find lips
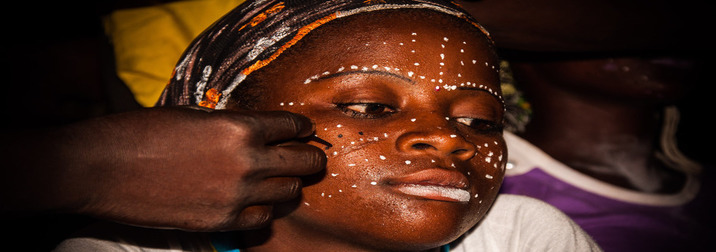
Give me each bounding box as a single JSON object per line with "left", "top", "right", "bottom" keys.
{"left": 387, "top": 168, "right": 471, "bottom": 203}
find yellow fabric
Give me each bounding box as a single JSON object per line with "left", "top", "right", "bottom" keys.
{"left": 103, "top": 0, "right": 245, "bottom": 107}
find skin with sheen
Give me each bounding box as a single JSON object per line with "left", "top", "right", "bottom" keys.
{"left": 227, "top": 10, "right": 506, "bottom": 252}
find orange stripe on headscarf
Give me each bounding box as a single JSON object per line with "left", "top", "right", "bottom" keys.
{"left": 240, "top": 13, "right": 338, "bottom": 76}
{"left": 238, "top": 2, "right": 286, "bottom": 32}
{"left": 198, "top": 88, "right": 222, "bottom": 109}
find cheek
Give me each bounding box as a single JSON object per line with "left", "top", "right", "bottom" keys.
{"left": 468, "top": 137, "right": 507, "bottom": 200}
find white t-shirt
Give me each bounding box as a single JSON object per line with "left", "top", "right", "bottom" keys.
{"left": 54, "top": 194, "right": 601, "bottom": 252}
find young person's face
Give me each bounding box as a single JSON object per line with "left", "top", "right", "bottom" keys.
{"left": 242, "top": 11, "right": 505, "bottom": 250}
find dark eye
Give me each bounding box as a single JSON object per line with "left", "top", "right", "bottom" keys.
{"left": 455, "top": 117, "right": 503, "bottom": 133}
{"left": 337, "top": 103, "right": 396, "bottom": 119}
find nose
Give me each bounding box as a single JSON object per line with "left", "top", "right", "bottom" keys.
{"left": 396, "top": 128, "right": 477, "bottom": 161}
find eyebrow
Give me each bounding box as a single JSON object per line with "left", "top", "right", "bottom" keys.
{"left": 457, "top": 86, "right": 505, "bottom": 107}
{"left": 316, "top": 70, "right": 416, "bottom": 84}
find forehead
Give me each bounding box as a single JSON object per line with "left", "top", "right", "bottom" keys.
{"left": 265, "top": 10, "right": 501, "bottom": 92}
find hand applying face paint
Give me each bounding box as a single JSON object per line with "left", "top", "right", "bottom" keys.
{"left": 1, "top": 106, "right": 327, "bottom": 232}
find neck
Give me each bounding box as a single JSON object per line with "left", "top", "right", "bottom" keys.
{"left": 235, "top": 218, "right": 444, "bottom": 252}
{"left": 515, "top": 66, "right": 685, "bottom": 193}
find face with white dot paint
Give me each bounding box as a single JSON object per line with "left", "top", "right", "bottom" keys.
{"left": 233, "top": 10, "right": 505, "bottom": 251}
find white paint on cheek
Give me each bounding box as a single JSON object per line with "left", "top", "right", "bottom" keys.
{"left": 348, "top": 163, "right": 356, "bottom": 167}
{"left": 408, "top": 71, "right": 414, "bottom": 77}
{"left": 371, "top": 181, "right": 378, "bottom": 185}
{"left": 351, "top": 65, "right": 358, "bottom": 70}
{"left": 485, "top": 174, "right": 494, "bottom": 179}
{"left": 440, "top": 53, "right": 445, "bottom": 60}
{"left": 405, "top": 160, "right": 412, "bottom": 165}
{"left": 443, "top": 37, "right": 449, "bottom": 42}
{"left": 331, "top": 173, "right": 339, "bottom": 177}
{"left": 410, "top": 118, "right": 416, "bottom": 122}
{"left": 379, "top": 155, "right": 386, "bottom": 160}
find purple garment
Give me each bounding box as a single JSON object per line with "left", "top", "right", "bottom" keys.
{"left": 500, "top": 167, "right": 715, "bottom": 252}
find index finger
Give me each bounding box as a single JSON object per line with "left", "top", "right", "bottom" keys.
{"left": 255, "top": 111, "right": 315, "bottom": 144}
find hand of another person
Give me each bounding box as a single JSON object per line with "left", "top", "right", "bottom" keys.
{"left": 1, "top": 107, "right": 326, "bottom": 231}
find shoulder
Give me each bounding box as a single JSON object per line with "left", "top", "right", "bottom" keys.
{"left": 452, "top": 194, "right": 602, "bottom": 251}
{"left": 52, "top": 221, "right": 214, "bottom": 252}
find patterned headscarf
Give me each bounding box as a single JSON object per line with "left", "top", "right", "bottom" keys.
{"left": 156, "top": 0, "right": 492, "bottom": 109}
